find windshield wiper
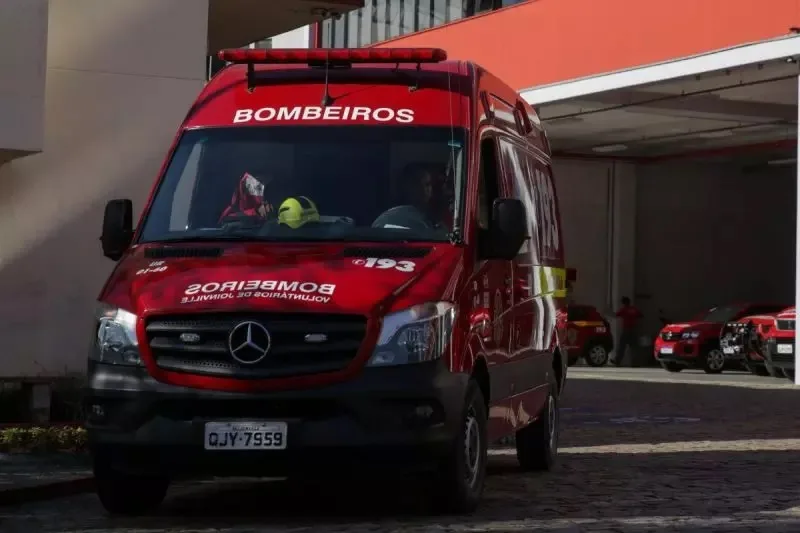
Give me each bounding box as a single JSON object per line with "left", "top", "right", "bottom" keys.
{"left": 148, "top": 234, "right": 265, "bottom": 244}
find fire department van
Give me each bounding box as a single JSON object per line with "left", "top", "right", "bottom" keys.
{"left": 87, "top": 47, "right": 568, "bottom": 515}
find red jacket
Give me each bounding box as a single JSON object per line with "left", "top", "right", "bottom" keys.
{"left": 616, "top": 305, "right": 643, "bottom": 331}
{"left": 218, "top": 172, "right": 271, "bottom": 222}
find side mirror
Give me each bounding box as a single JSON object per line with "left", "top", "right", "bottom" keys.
{"left": 100, "top": 199, "right": 134, "bottom": 261}
{"left": 481, "top": 198, "right": 527, "bottom": 260}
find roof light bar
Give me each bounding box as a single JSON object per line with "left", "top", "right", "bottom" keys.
{"left": 217, "top": 47, "right": 448, "bottom": 65}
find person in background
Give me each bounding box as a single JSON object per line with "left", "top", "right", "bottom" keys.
{"left": 613, "top": 296, "right": 643, "bottom": 367}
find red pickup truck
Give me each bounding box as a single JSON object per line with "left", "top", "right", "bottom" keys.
{"left": 654, "top": 303, "right": 787, "bottom": 374}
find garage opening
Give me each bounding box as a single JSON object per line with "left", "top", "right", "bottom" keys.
{"left": 522, "top": 34, "right": 800, "bottom": 382}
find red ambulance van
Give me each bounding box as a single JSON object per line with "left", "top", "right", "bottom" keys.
{"left": 86, "top": 48, "right": 568, "bottom": 515}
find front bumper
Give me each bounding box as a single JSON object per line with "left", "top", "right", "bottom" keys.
{"left": 763, "top": 338, "right": 796, "bottom": 371}
{"left": 654, "top": 340, "right": 701, "bottom": 366}
{"left": 84, "top": 360, "right": 467, "bottom": 479}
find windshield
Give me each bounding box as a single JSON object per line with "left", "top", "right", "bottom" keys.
{"left": 701, "top": 305, "right": 741, "bottom": 323}
{"left": 139, "top": 126, "right": 466, "bottom": 244}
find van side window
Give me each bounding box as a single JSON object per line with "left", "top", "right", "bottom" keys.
{"left": 477, "top": 138, "right": 500, "bottom": 231}
{"left": 537, "top": 163, "right": 561, "bottom": 256}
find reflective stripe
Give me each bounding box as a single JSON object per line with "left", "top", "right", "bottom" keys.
{"left": 572, "top": 321, "right": 605, "bottom": 327}
{"left": 538, "top": 266, "right": 567, "bottom": 298}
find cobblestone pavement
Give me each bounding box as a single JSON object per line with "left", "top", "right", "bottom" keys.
{"left": 2, "top": 369, "right": 800, "bottom": 532}
{"left": 0, "top": 454, "right": 90, "bottom": 492}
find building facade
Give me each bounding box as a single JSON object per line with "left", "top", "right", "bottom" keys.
{"left": 0, "top": 0, "right": 362, "bottom": 378}
{"left": 1, "top": 0, "right": 798, "bottom": 378}
{"left": 318, "top": 0, "right": 525, "bottom": 48}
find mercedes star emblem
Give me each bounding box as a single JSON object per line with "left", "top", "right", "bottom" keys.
{"left": 227, "top": 321, "right": 272, "bottom": 365}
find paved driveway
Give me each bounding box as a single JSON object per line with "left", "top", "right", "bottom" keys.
{"left": 2, "top": 368, "right": 799, "bottom": 532}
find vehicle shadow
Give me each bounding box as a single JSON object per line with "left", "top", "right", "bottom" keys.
{"left": 26, "top": 377, "right": 800, "bottom": 532}
{"left": 53, "top": 448, "right": 800, "bottom": 532}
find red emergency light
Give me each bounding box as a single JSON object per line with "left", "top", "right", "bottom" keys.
{"left": 217, "top": 47, "right": 448, "bottom": 65}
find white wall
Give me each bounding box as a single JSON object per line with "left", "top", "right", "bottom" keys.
{"left": 0, "top": 0, "right": 47, "bottom": 161}
{"left": 552, "top": 158, "right": 613, "bottom": 310}
{"left": 0, "top": 0, "right": 209, "bottom": 377}
{"left": 271, "top": 25, "right": 311, "bottom": 49}
{"left": 635, "top": 159, "right": 796, "bottom": 333}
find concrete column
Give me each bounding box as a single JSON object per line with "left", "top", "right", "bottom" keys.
{"left": 0, "top": 0, "right": 209, "bottom": 377}
{"left": 795, "top": 75, "right": 800, "bottom": 385}
{"left": 606, "top": 161, "right": 638, "bottom": 361}
{"left": 0, "top": 0, "right": 47, "bottom": 163}
{"left": 609, "top": 161, "right": 637, "bottom": 310}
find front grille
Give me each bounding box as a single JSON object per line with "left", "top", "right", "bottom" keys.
{"left": 157, "top": 398, "right": 341, "bottom": 421}
{"left": 777, "top": 319, "right": 796, "bottom": 331}
{"left": 145, "top": 313, "right": 367, "bottom": 379}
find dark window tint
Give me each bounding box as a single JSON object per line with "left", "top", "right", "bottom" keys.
{"left": 702, "top": 305, "right": 742, "bottom": 323}
{"left": 741, "top": 304, "right": 789, "bottom": 317}
{"left": 139, "top": 126, "right": 466, "bottom": 244}
{"left": 476, "top": 138, "right": 500, "bottom": 232}
{"left": 321, "top": 0, "right": 526, "bottom": 48}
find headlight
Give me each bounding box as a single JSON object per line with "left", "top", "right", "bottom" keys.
{"left": 367, "top": 302, "right": 455, "bottom": 367}
{"left": 681, "top": 330, "right": 701, "bottom": 340}
{"left": 89, "top": 304, "right": 143, "bottom": 366}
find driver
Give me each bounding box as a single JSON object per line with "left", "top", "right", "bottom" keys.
{"left": 400, "top": 163, "right": 449, "bottom": 229}
{"left": 218, "top": 172, "right": 274, "bottom": 223}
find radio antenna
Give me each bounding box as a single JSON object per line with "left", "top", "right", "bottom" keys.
{"left": 321, "top": 49, "right": 333, "bottom": 107}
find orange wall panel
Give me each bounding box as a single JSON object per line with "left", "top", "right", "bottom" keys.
{"left": 374, "top": 0, "right": 800, "bottom": 90}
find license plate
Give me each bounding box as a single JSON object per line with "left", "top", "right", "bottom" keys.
{"left": 660, "top": 346, "right": 674, "bottom": 355}
{"left": 204, "top": 421, "right": 287, "bottom": 451}
{"left": 723, "top": 347, "right": 735, "bottom": 355}
{"left": 777, "top": 344, "right": 794, "bottom": 355}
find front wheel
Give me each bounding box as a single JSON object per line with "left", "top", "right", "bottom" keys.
{"left": 584, "top": 344, "right": 609, "bottom": 367}
{"left": 702, "top": 348, "right": 725, "bottom": 374}
{"left": 94, "top": 459, "right": 170, "bottom": 516}
{"left": 515, "top": 375, "right": 559, "bottom": 471}
{"left": 434, "top": 380, "right": 488, "bottom": 514}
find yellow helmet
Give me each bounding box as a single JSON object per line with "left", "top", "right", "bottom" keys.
{"left": 278, "top": 196, "right": 319, "bottom": 229}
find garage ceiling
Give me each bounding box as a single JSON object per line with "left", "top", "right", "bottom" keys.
{"left": 526, "top": 42, "right": 800, "bottom": 161}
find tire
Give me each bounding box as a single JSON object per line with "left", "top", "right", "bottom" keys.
{"left": 434, "top": 380, "right": 488, "bottom": 514}
{"left": 584, "top": 343, "right": 609, "bottom": 367}
{"left": 660, "top": 362, "right": 682, "bottom": 373}
{"left": 515, "top": 374, "right": 559, "bottom": 471}
{"left": 94, "top": 459, "right": 170, "bottom": 516}
{"left": 702, "top": 347, "right": 725, "bottom": 374}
